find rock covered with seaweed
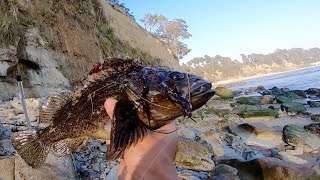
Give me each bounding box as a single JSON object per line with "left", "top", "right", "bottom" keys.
{"left": 1, "top": 85, "right": 320, "bottom": 179}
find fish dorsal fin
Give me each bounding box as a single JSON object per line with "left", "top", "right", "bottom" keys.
{"left": 39, "top": 92, "right": 72, "bottom": 124}
{"left": 82, "top": 58, "right": 142, "bottom": 86}
{"left": 52, "top": 137, "right": 89, "bottom": 156}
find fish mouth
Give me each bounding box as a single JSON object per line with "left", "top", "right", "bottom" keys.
{"left": 188, "top": 79, "right": 215, "bottom": 110}
{"left": 189, "top": 79, "right": 213, "bottom": 97}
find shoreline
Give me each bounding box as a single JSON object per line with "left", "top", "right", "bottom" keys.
{"left": 214, "top": 65, "right": 320, "bottom": 87}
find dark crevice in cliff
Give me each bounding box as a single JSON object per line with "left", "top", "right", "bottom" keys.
{"left": 18, "top": 59, "right": 40, "bottom": 71}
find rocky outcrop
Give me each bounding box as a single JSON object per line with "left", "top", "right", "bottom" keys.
{"left": 0, "top": 0, "right": 179, "bottom": 100}
{"left": 1, "top": 85, "right": 320, "bottom": 179}
{"left": 283, "top": 124, "right": 320, "bottom": 152}
{"left": 97, "top": 0, "right": 179, "bottom": 69}
{"left": 221, "top": 157, "right": 320, "bottom": 180}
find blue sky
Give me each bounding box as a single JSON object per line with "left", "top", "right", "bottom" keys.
{"left": 121, "top": 0, "right": 320, "bottom": 64}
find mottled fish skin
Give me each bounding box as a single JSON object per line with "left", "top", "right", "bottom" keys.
{"left": 11, "top": 58, "right": 215, "bottom": 168}
{"left": 11, "top": 59, "right": 142, "bottom": 168}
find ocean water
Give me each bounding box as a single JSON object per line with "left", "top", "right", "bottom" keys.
{"left": 229, "top": 66, "right": 320, "bottom": 90}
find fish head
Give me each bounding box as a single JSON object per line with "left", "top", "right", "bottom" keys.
{"left": 126, "top": 67, "right": 215, "bottom": 128}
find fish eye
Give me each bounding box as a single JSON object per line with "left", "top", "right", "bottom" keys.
{"left": 169, "top": 72, "right": 186, "bottom": 81}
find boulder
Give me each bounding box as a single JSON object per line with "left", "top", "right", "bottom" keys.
{"left": 290, "top": 90, "right": 307, "bottom": 98}
{"left": 308, "top": 101, "right": 320, "bottom": 108}
{"left": 280, "top": 87, "right": 290, "bottom": 93}
{"left": 220, "top": 157, "right": 320, "bottom": 180}
{"left": 304, "top": 123, "right": 320, "bottom": 137}
{"left": 311, "top": 114, "right": 320, "bottom": 122}
{"left": 194, "top": 108, "right": 215, "bottom": 119}
{"left": 238, "top": 109, "right": 279, "bottom": 119}
{"left": 275, "top": 96, "right": 292, "bottom": 103}
{"left": 217, "top": 134, "right": 264, "bottom": 161}
{"left": 215, "top": 87, "right": 234, "bottom": 99}
{"left": 213, "top": 109, "right": 231, "bottom": 118}
{"left": 284, "top": 147, "right": 304, "bottom": 156}
{"left": 256, "top": 86, "right": 266, "bottom": 91}
{"left": 236, "top": 96, "right": 262, "bottom": 105}
{"left": 277, "top": 151, "right": 307, "bottom": 164}
{"left": 280, "top": 102, "right": 307, "bottom": 113}
{"left": 231, "top": 104, "right": 262, "bottom": 115}
{"left": 0, "top": 158, "right": 15, "bottom": 180}
{"left": 198, "top": 132, "right": 253, "bottom": 161}
{"left": 261, "top": 95, "right": 274, "bottom": 104}
{"left": 283, "top": 124, "right": 320, "bottom": 152}
{"left": 270, "top": 86, "right": 284, "bottom": 95}
{"left": 228, "top": 123, "right": 283, "bottom": 149}
{"left": 206, "top": 99, "right": 233, "bottom": 110}
{"left": 178, "top": 127, "right": 197, "bottom": 141}
{"left": 209, "top": 164, "right": 239, "bottom": 180}
{"left": 262, "top": 90, "right": 271, "bottom": 95}
{"left": 175, "top": 139, "right": 214, "bottom": 171}
{"left": 200, "top": 131, "right": 223, "bottom": 151}
{"left": 0, "top": 61, "right": 11, "bottom": 76}
{"left": 305, "top": 88, "right": 320, "bottom": 96}
{"left": 177, "top": 168, "right": 209, "bottom": 180}
{"left": 15, "top": 151, "right": 76, "bottom": 180}
{"left": 285, "top": 92, "right": 305, "bottom": 99}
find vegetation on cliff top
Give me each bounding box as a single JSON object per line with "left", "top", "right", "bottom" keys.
{"left": 182, "top": 48, "right": 320, "bottom": 82}
{"left": 140, "top": 13, "right": 191, "bottom": 60}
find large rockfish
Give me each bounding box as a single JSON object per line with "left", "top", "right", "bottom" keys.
{"left": 11, "top": 58, "right": 215, "bottom": 168}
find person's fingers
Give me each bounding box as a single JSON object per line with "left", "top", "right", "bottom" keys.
{"left": 104, "top": 98, "right": 118, "bottom": 119}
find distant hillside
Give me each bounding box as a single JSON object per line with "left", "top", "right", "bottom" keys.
{"left": 182, "top": 48, "right": 320, "bottom": 82}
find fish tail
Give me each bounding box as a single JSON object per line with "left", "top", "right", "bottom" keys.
{"left": 11, "top": 130, "right": 51, "bottom": 168}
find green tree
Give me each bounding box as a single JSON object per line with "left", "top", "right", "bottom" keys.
{"left": 140, "top": 13, "right": 166, "bottom": 33}
{"left": 140, "top": 14, "right": 191, "bottom": 60}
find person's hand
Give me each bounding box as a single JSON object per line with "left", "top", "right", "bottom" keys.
{"left": 104, "top": 98, "right": 181, "bottom": 180}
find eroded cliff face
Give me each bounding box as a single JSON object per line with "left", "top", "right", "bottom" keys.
{"left": 0, "top": 0, "right": 179, "bottom": 100}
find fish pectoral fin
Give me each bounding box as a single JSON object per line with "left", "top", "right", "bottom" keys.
{"left": 107, "top": 98, "right": 148, "bottom": 160}
{"left": 39, "top": 92, "right": 72, "bottom": 124}
{"left": 52, "top": 137, "right": 89, "bottom": 156}
{"left": 11, "top": 130, "right": 50, "bottom": 168}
